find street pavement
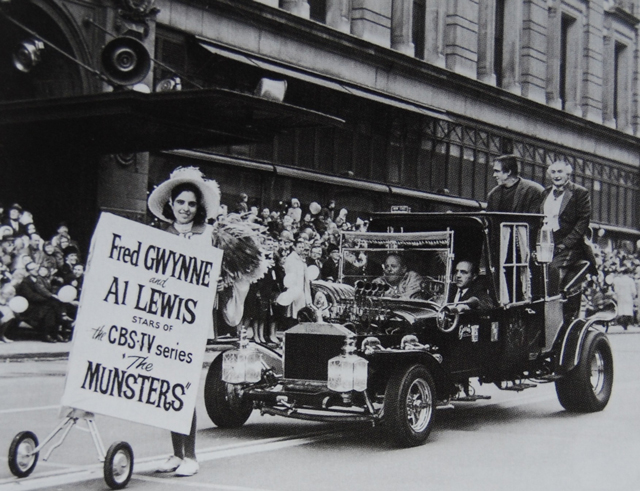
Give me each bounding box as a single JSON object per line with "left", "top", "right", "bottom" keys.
{"left": 0, "top": 324, "right": 639, "bottom": 491}
{"left": 2, "top": 324, "right": 635, "bottom": 362}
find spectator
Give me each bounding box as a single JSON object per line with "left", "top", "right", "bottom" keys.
{"left": 0, "top": 227, "right": 15, "bottom": 269}
{"left": 611, "top": 266, "right": 637, "bottom": 330}
{"left": 0, "top": 283, "right": 16, "bottom": 342}
{"left": 321, "top": 243, "right": 340, "bottom": 281}
{"left": 38, "top": 241, "right": 59, "bottom": 275}
{"left": 2, "top": 203, "right": 27, "bottom": 237}
{"left": 287, "top": 198, "right": 302, "bottom": 223}
{"left": 235, "top": 193, "right": 249, "bottom": 214}
{"left": 307, "top": 244, "right": 324, "bottom": 269}
{"left": 16, "top": 261, "right": 65, "bottom": 343}
{"left": 277, "top": 237, "right": 312, "bottom": 324}
{"left": 56, "top": 245, "right": 80, "bottom": 283}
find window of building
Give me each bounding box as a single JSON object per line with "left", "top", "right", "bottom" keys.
{"left": 493, "top": 0, "right": 505, "bottom": 87}
{"left": 559, "top": 14, "right": 574, "bottom": 110}
{"left": 614, "top": 41, "right": 629, "bottom": 129}
{"left": 412, "top": 0, "right": 426, "bottom": 59}
{"left": 309, "top": 0, "right": 326, "bottom": 23}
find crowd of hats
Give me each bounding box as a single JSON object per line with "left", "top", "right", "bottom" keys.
{"left": 0, "top": 202, "right": 84, "bottom": 342}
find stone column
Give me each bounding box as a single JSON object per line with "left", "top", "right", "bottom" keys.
{"left": 501, "top": 0, "right": 522, "bottom": 94}
{"left": 545, "top": 4, "right": 562, "bottom": 109}
{"left": 424, "top": 0, "right": 446, "bottom": 67}
{"left": 281, "top": 0, "right": 311, "bottom": 18}
{"left": 445, "top": 0, "right": 479, "bottom": 78}
{"left": 391, "top": 0, "right": 415, "bottom": 55}
{"left": 520, "top": 0, "right": 547, "bottom": 103}
{"left": 351, "top": 0, "right": 392, "bottom": 48}
{"left": 477, "top": 0, "right": 496, "bottom": 85}
{"left": 602, "top": 28, "right": 616, "bottom": 128}
{"left": 564, "top": 15, "right": 583, "bottom": 116}
{"left": 617, "top": 42, "right": 633, "bottom": 133}
{"left": 326, "top": 0, "right": 351, "bottom": 33}
{"left": 581, "top": 0, "right": 604, "bottom": 123}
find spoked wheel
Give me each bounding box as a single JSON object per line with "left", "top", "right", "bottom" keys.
{"left": 556, "top": 331, "right": 614, "bottom": 412}
{"left": 104, "top": 441, "right": 133, "bottom": 490}
{"left": 384, "top": 365, "right": 436, "bottom": 447}
{"left": 8, "top": 431, "right": 39, "bottom": 478}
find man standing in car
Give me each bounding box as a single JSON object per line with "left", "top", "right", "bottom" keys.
{"left": 541, "top": 160, "right": 595, "bottom": 281}
{"left": 487, "top": 154, "right": 544, "bottom": 213}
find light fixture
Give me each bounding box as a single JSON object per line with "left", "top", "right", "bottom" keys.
{"left": 155, "top": 75, "right": 182, "bottom": 92}
{"left": 327, "top": 336, "right": 368, "bottom": 392}
{"left": 255, "top": 77, "right": 287, "bottom": 102}
{"left": 12, "top": 38, "right": 45, "bottom": 73}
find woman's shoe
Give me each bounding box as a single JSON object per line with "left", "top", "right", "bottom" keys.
{"left": 156, "top": 455, "right": 182, "bottom": 473}
{"left": 175, "top": 458, "right": 199, "bottom": 477}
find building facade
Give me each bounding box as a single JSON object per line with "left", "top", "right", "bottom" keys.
{"left": 0, "top": 0, "right": 639, "bottom": 249}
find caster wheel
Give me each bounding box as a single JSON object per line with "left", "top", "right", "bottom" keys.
{"left": 104, "top": 441, "right": 133, "bottom": 489}
{"left": 8, "top": 431, "right": 39, "bottom": 478}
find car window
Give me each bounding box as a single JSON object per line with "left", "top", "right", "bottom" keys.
{"left": 499, "top": 222, "right": 531, "bottom": 305}
{"left": 338, "top": 231, "right": 453, "bottom": 305}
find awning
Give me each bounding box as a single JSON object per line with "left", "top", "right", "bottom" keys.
{"left": 166, "top": 149, "right": 484, "bottom": 210}
{"left": 591, "top": 222, "right": 640, "bottom": 237}
{"left": 0, "top": 87, "right": 344, "bottom": 155}
{"left": 197, "top": 38, "right": 451, "bottom": 121}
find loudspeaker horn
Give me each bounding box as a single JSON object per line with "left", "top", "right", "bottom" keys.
{"left": 101, "top": 37, "right": 151, "bottom": 86}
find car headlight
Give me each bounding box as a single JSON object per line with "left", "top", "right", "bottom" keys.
{"left": 327, "top": 336, "right": 368, "bottom": 392}
{"left": 222, "top": 328, "right": 262, "bottom": 384}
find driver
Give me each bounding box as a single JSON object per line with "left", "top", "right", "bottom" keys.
{"left": 447, "top": 260, "right": 495, "bottom": 312}
{"left": 373, "top": 253, "right": 423, "bottom": 299}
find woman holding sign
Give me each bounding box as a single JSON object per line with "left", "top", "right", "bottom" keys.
{"left": 148, "top": 167, "right": 268, "bottom": 477}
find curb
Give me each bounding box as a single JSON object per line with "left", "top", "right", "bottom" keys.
{"left": 0, "top": 343, "right": 236, "bottom": 363}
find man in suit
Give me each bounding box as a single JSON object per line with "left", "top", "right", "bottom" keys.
{"left": 487, "top": 155, "right": 544, "bottom": 213}
{"left": 541, "top": 160, "right": 595, "bottom": 281}
{"left": 448, "top": 260, "right": 495, "bottom": 312}
{"left": 541, "top": 160, "right": 595, "bottom": 322}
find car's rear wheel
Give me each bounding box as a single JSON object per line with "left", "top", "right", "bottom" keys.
{"left": 555, "top": 331, "right": 613, "bottom": 412}
{"left": 204, "top": 355, "right": 253, "bottom": 428}
{"left": 384, "top": 364, "right": 435, "bottom": 447}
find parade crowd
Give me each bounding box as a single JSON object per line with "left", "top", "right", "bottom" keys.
{"left": 2, "top": 155, "right": 640, "bottom": 344}
{"left": 0, "top": 203, "right": 83, "bottom": 343}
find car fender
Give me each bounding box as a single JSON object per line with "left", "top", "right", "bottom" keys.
{"left": 366, "top": 350, "right": 456, "bottom": 399}
{"left": 558, "top": 316, "right": 612, "bottom": 375}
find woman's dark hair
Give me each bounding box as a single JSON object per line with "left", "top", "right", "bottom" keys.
{"left": 162, "top": 182, "right": 207, "bottom": 225}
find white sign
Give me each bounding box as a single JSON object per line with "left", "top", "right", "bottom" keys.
{"left": 61, "top": 213, "right": 222, "bottom": 434}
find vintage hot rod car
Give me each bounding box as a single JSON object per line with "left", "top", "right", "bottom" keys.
{"left": 203, "top": 212, "right": 615, "bottom": 447}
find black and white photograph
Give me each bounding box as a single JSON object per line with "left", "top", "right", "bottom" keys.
{"left": 1, "top": 1, "right": 639, "bottom": 490}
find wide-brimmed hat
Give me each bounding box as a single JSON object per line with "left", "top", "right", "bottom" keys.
{"left": 148, "top": 167, "right": 220, "bottom": 223}
{"left": 0, "top": 226, "right": 14, "bottom": 241}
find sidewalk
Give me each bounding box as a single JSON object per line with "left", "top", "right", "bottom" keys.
{"left": 0, "top": 324, "right": 636, "bottom": 363}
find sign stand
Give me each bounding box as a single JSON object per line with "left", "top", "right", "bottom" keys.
{"left": 8, "top": 408, "right": 133, "bottom": 489}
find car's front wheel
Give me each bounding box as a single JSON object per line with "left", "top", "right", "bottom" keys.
{"left": 383, "top": 364, "right": 436, "bottom": 447}
{"left": 555, "top": 330, "right": 614, "bottom": 412}
{"left": 204, "top": 355, "right": 254, "bottom": 428}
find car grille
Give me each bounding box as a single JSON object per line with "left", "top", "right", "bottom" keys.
{"left": 283, "top": 323, "right": 352, "bottom": 381}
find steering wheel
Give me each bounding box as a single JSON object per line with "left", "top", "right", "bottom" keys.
{"left": 436, "top": 305, "right": 460, "bottom": 333}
